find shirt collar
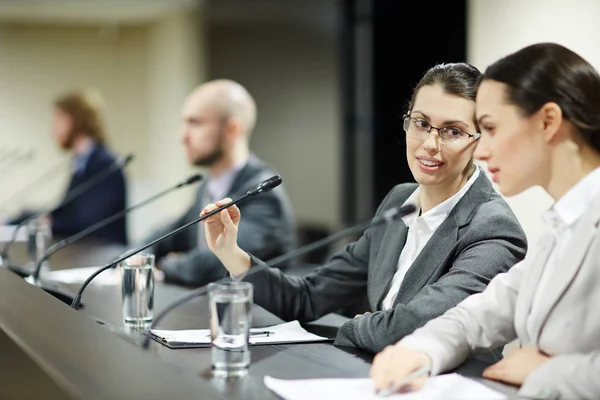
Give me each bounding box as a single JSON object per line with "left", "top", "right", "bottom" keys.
{"left": 402, "top": 165, "right": 481, "bottom": 232}
{"left": 73, "top": 139, "right": 97, "bottom": 174}
{"left": 206, "top": 158, "right": 248, "bottom": 201}
{"left": 543, "top": 166, "right": 600, "bottom": 229}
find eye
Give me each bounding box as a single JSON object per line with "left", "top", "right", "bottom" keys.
{"left": 414, "top": 119, "right": 430, "bottom": 130}
{"left": 445, "top": 127, "right": 464, "bottom": 137}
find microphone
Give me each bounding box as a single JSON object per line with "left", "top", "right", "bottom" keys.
{"left": 69, "top": 175, "right": 284, "bottom": 310}
{"left": 22, "top": 173, "right": 203, "bottom": 305}
{"left": 139, "top": 202, "right": 417, "bottom": 349}
{"left": 0, "top": 153, "right": 134, "bottom": 268}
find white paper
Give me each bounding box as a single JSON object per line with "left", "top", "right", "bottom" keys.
{"left": 43, "top": 266, "right": 120, "bottom": 285}
{"left": 151, "top": 320, "right": 329, "bottom": 346}
{"left": 264, "top": 373, "right": 507, "bottom": 400}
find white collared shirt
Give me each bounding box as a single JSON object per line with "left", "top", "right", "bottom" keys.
{"left": 381, "top": 166, "right": 481, "bottom": 310}
{"left": 527, "top": 166, "right": 600, "bottom": 337}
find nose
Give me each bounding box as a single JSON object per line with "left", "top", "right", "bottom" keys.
{"left": 422, "top": 129, "right": 442, "bottom": 154}
{"left": 474, "top": 133, "right": 490, "bottom": 161}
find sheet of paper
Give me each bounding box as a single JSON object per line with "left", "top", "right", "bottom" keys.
{"left": 43, "top": 266, "right": 120, "bottom": 285}
{"left": 151, "top": 320, "right": 329, "bottom": 346}
{"left": 264, "top": 373, "right": 507, "bottom": 400}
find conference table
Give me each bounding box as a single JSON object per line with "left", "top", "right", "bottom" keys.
{"left": 0, "top": 248, "right": 525, "bottom": 399}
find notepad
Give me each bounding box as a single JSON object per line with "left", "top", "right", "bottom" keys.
{"left": 264, "top": 373, "right": 507, "bottom": 400}
{"left": 149, "top": 320, "right": 331, "bottom": 349}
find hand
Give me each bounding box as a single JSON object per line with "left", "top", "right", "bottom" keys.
{"left": 370, "top": 343, "right": 431, "bottom": 394}
{"left": 200, "top": 198, "right": 250, "bottom": 277}
{"left": 354, "top": 312, "right": 371, "bottom": 319}
{"left": 482, "top": 347, "right": 549, "bottom": 386}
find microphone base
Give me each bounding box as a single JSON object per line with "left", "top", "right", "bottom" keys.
{"left": 8, "top": 264, "right": 82, "bottom": 307}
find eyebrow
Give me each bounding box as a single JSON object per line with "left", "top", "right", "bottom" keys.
{"left": 411, "top": 110, "right": 471, "bottom": 128}
{"left": 476, "top": 114, "right": 490, "bottom": 125}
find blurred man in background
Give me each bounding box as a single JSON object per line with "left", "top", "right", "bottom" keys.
{"left": 8, "top": 88, "right": 128, "bottom": 245}
{"left": 144, "top": 79, "right": 296, "bottom": 287}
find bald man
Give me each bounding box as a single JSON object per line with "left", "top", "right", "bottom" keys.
{"left": 143, "top": 79, "right": 296, "bottom": 287}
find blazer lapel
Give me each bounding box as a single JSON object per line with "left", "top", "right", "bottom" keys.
{"left": 372, "top": 219, "right": 409, "bottom": 308}
{"left": 529, "top": 194, "right": 600, "bottom": 342}
{"left": 393, "top": 214, "right": 459, "bottom": 305}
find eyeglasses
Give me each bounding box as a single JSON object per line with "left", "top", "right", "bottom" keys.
{"left": 402, "top": 115, "right": 481, "bottom": 144}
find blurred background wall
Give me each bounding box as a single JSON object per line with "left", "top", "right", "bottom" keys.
{"left": 0, "top": 0, "right": 599, "bottom": 258}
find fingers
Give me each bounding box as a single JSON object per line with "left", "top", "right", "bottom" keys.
{"left": 200, "top": 198, "right": 240, "bottom": 223}
{"left": 220, "top": 208, "right": 236, "bottom": 229}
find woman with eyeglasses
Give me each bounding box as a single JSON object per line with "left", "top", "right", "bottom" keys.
{"left": 370, "top": 42, "right": 600, "bottom": 400}
{"left": 200, "top": 63, "right": 528, "bottom": 365}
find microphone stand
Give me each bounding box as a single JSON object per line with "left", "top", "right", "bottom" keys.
{"left": 0, "top": 153, "right": 134, "bottom": 269}
{"left": 70, "top": 175, "right": 283, "bottom": 310}
{"left": 140, "top": 203, "right": 416, "bottom": 349}
{"left": 20, "top": 174, "right": 203, "bottom": 306}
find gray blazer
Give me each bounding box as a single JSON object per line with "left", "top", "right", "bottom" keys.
{"left": 145, "top": 153, "right": 296, "bottom": 286}
{"left": 245, "top": 171, "right": 528, "bottom": 359}
{"left": 400, "top": 192, "right": 600, "bottom": 400}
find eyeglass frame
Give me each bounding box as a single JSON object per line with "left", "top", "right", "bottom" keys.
{"left": 402, "top": 114, "right": 481, "bottom": 143}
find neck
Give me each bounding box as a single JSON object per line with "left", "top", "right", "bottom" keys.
{"left": 209, "top": 143, "right": 249, "bottom": 177}
{"left": 545, "top": 141, "right": 600, "bottom": 200}
{"left": 419, "top": 170, "right": 472, "bottom": 214}
{"left": 71, "top": 135, "right": 95, "bottom": 157}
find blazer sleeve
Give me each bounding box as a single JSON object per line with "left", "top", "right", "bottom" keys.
{"left": 159, "top": 190, "right": 290, "bottom": 286}
{"left": 242, "top": 188, "right": 401, "bottom": 322}
{"left": 334, "top": 207, "right": 527, "bottom": 353}
{"left": 519, "top": 351, "right": 600, "bottom": 400}
{"left": 398, "top": 259, "right": 525, "bottom": 375}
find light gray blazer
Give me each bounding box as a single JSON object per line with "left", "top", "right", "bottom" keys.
{"left": 401, "top": 192, "right": 600, "bottom": 400}
{"left": 245, "top": 171, "right": 527, "bottom": 364}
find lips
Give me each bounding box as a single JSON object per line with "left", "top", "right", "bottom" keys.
{"left": 488, "top": 167, "right": 499, "bottom": 182}
{"left": 416, "top": 156, "right": 444, "bottom": 172}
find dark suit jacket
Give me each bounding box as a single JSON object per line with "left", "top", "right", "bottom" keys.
{"left": 49, "top": 145, "right": 127, "bottom": 245}
{"left": 146, "top": 153, "right": 296, "bottom": 287}
{"left": 244, "top": 170, "right": 528, "bottom": 361}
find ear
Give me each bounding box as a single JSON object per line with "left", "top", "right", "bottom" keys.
{"left": 223, "top": 117, "right": 242, "bottom": 141}
{"left": 538, "top": 102, "right": 563, "bottom": 143}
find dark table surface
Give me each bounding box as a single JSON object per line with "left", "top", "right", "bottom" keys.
{"left": 0, "top": 242, "right": 525, "bottom": 400}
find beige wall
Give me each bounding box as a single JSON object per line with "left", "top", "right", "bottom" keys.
{"left": 0, "top": 9, "right": 205, "bottom": 244}
{"left": 208, "top": 24, "right": 341, "bottom": 230}
{"left": 467, "top": 0, "right": 600, "bottom": 247}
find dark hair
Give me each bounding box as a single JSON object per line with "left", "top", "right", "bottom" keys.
{"left": 479, "top": 42, "right": 600, "bottom": 152}
{"left": 406, "top": 62, "right": 482, "bottom": 117}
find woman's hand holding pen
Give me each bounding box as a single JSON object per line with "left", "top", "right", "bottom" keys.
{"left": 370, "top": 343, "right": 432, "bottom": 396}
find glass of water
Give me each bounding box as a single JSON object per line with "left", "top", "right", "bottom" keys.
{"left": 208, "top": 281, "right": 253, "bottom": 378}
{"left": 26, "top": 215, "right": 52, "bottom": 270}
{"left": 120, "top": 253, "right": 155, "bottom": 328}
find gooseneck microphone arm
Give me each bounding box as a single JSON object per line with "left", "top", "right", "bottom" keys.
{"left": 0, "top": 153, "right": 134, "bottom": 264}
{"left": 28, "top": 173, "right": 203, "bottom": 282}
{"left": 140, "top": 203, "right": 417, "bottom": 349}
{"left": 70, "top": 175, "right": 284, "bottom": 310}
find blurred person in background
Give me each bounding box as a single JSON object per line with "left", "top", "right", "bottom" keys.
{"left": 7, "top": 88, "right": 128, "bottom": 245}
{"left": 142, "top": 79, "right": 296, "bottom": 287}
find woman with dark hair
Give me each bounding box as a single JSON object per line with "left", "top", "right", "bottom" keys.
{"left": 201, "top": 63, "right": 527, "bottom": 362}
{"left": 371, "top": 42, "right": 600, "bottom": 400}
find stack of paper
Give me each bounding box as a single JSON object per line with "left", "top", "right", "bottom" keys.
{"left": 150, "top": 320, "right": 330, "bottom": 349}
{"left": 264, "top": 373, "right": 507, "bottom": 400}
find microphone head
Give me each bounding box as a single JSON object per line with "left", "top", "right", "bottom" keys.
{"left": 381, "top": 203, "right": 417, "bottom": 222}
{"left": 185, "top": 173, "right": 203, "bottom": 185}
{"left": 117, "top": 153, "right": 135, "bottom": 167}
{"left": 247, "top": 175, "right": 283, "bottom": 196}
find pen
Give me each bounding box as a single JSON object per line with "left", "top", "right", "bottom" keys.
{"left": 376, "top": 365, "right": 431, "bottom": 397}
{"left": 250, "top": 330, "right": 274, "bottom": 337}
